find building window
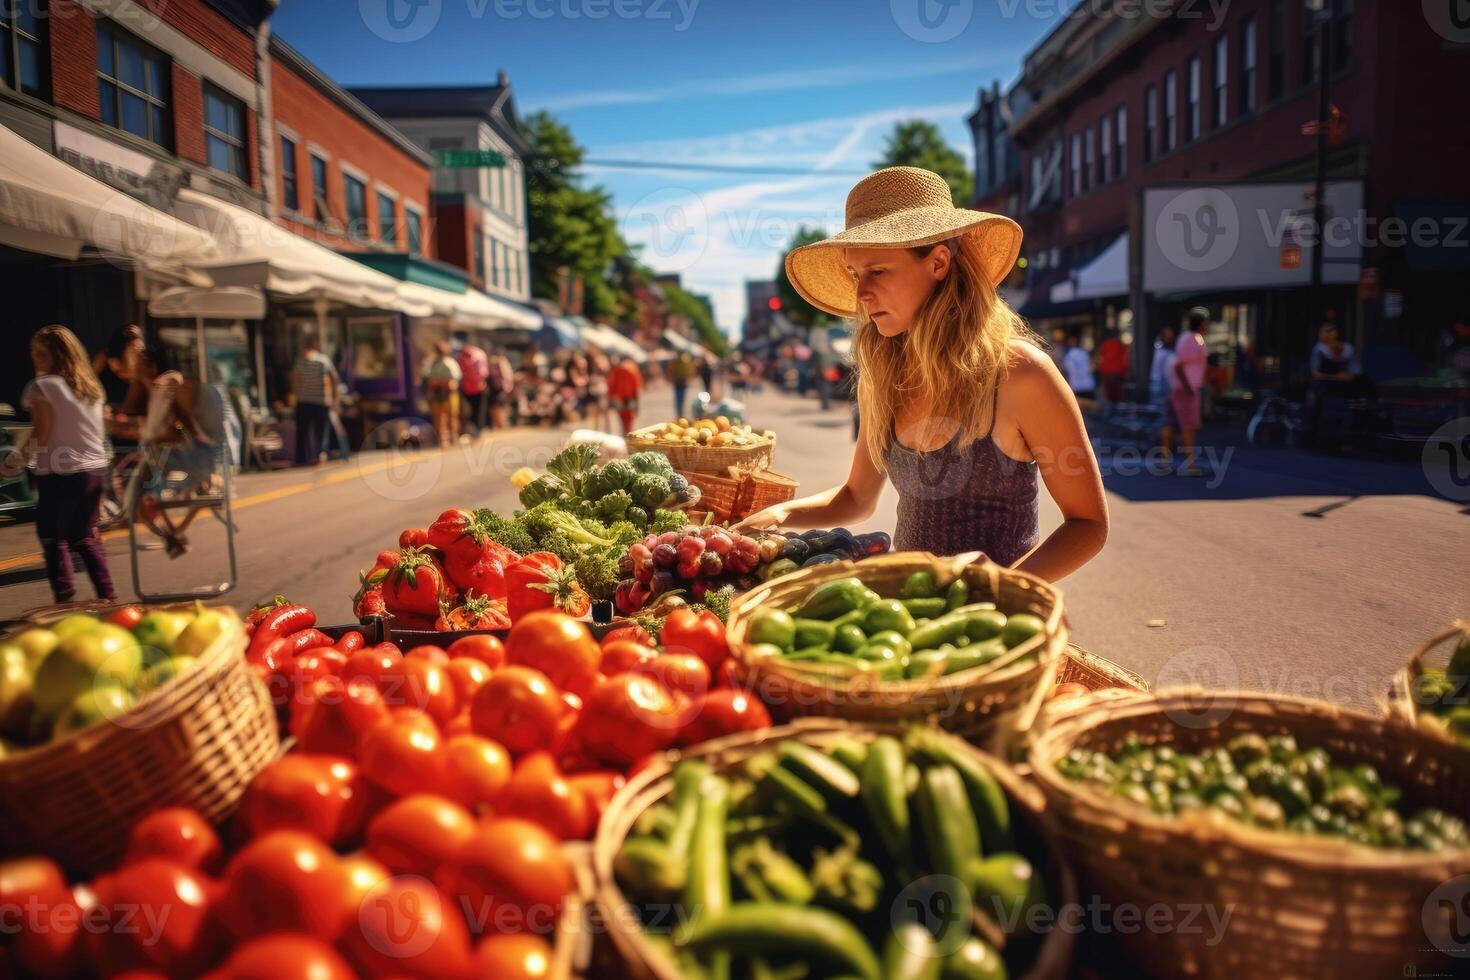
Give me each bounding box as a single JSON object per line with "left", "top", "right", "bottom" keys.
{"left": 473, "top": 233, "right": 485, "bottom": 283}
{"left": 1240, "top": 16, "right": 1258, "bottom": 114}
{"left": 96, "top": 22, "right": 170, "bottom": 149}
{"left": 1083, "top": 128, "right": 1094, "bottom": 191}
{"left": 344, "top": 173, "right": 367, "bottom": 240}
{"left": 280, "top": 136, "right": 299, "bottom": 212}
{"left": 1113, "top": 105, "right": 1126, "bottom": 178}
{"left": 1143, "top": 85, "right": 1157, "bottom": 162}
{"left": 204, "top": 84, "right": 246, "bottom": 178}
{"left": 406, "top": 207, "right": 423, "bottom": 255}
{"left": 1268, "top": 0, "right": 1285, "bottom": 101}
{"left": 1069, "top": 133, "right": 1082, "bottom": 197}
{"left": 377, "top": 192, "right": 397, "bottom": 246}
{"left": 1162, "top": 71, "right": 1177, "bottom": 152}
{"left": 1186, "top": 54, "right": 1201, "bottom": 142}
{"left": 1212, "top": 36, "right": 1228, "bottom": 129}
{"left": 492, "top": 240, "right": 502, "bottom": 288}
{"left": 1099, "top": 116, "right": 1111, "bottom": 185}
{"left": 0, "top": 3, "right": 45, "bottom": 98}
{"left": 1304, "top": 0, "right": 1353, "bottom": 82}
{"left": 310, "top": 154, "right": 331, "bottom": 222}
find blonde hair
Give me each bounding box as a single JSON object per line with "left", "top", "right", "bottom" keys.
{"left": 31, "top": 324, "right": 104, "bottom": 404}
{"left": 854, "top": 235, "right": 1035, "bottom": 470}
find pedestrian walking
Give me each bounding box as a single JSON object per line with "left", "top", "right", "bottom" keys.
{"left": 587, "top": 350, "right": 612, "bottom": 432}
{"left": 457, "top": 339, "right": 491, "bottom": 436}
{"left": 1097, "top": 330, "right": 1128, "bottom": 405}
{"left": 670, "top": 352, "right": 693, "bottom": 418}
{"left": 487, "top": 347, "right": 514, "bottom": 430}
{"left": 737, "top": 166, "right": 1107, "bottom": 581}
{"left": 291, "top": 335, "right": 340, "bottom": 466}
{"left": 1171, "top": 308, "right": 1209, "bottom": 476}
{"left": 421, "top": 340, "right": 462, "bottom": 446}
{"left": 697, "top": 355, "right": 714, "bottom": 396}
{"left": 23, "top": 325, "right": 116, "bottom": 603}
{"left": 1061, "top": 331, "right": 1096, "bottom": 402}
{"left": 607, "top": 354, "right": 643, "bottom": 436}
{"left": 1150, "top": 324, "right": 1179, "bottom": 457}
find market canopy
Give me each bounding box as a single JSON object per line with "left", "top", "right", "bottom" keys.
{"left": 1049, "top": 233, "right": 1129, "bottom": 304}
{"left": 538, "top": 316, "right": 582, "bottom": 350}
{"left": 395, "top": 282, "right": 540, "bottom": 331}
{"left": 174, "top": 189, "right": 430, "bottom": 316}
{"left": 571, "top": 317, "right": 647, "bottom": 364}
{"left": 147, "top": 285, "right": 267, "bottom": 319}
{"left": 0, "top": 123, "right": 218, "bottom": 277}
{"left": 663, "top": 328, "right": 709, "bottom": 358}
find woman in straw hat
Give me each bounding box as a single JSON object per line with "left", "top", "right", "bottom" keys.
{"left": 737, "top": 167, "right": 1108, "bottom": 580}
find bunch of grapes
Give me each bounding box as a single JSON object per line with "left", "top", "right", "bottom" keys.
{"left": 614, "top": 525, "right": 783, "bottom": 613}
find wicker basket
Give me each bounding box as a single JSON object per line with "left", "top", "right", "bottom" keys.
{"left": 1028, "top": 690, "right": 1470, "bottom": 979}
{"left": 725, "top": 552, "right": 1066, "bottom": 744}
{"left": 1056, "top": 644, "right": 1149, "bottom": 695}
{"left": 592, "top": 719, "right": 1077, "bottom": 980}
{"left": 743, "top": 468, "right": 799, "bottom": 516}
{"left": 626, "top": 424, "right": 775, "bottom": 475}
{"left": 0, "top": 608, "right": 280, "bottom": 874}
{"left": 1383, "top": 621, "right": 1470, "bottom": 745}
{"left": 552, "top": 841, "right": 597, "bottom": 979}
{"left": 674, "top": 468, "right": 743, "bottom": 523}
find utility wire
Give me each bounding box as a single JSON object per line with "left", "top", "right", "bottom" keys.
{"left": 533, "top": 156, "right": 869, "bottom": 176}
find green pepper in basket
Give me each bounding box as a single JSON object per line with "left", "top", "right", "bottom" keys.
{"left": 793, "top": 618, "right": 837, "bottom": 650}
{"left": 832, "top": 623, "right": 867, "bottom": 654}
{"left": 796, "top": 578, "right": 870, "bottom": 620}
{"left": 944, "top": 937, "right": 1009, "bottom": 980}
{"left": 883, "top": 921, "right": 941, "bottom": 980}
{"left": 731, "top": 837, "right": 816, "bottom": 904}
{"left": 863, "top": 599, "right": 916, "bottom": 637}
{"left": 811, "top": 843, "right": 884, "bottom": 914}
{"left": 901, "top": 571, "right": 939, "bottom": 599}
{"left": 901, "top": 597, "right": 948, "bottom": 619}
{"left": 675, "top": 903, "right": 882, "bottom": 980}
{"left": 944, "top": 578, "right": 970, "bottom": 611}
{"left": 865, "top": 630, "right": 913, "bottom": 657}
{"left": 1001, "top": 613, "right": 1046, "bottom": 648}
{"left": 748, "top": 609, "right": 797, "bottom": 651}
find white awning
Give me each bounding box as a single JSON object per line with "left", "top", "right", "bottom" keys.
{"left": 579, "top": 321, "right": 648, "bottom": 364}
{"left": 663, "top": 328, "right": 709, "bottom": 357}
{"left": 148, "top": 285, "right": 267, "bottom": 319}
{"left": 0, "top": 123, "right": 217, "bottom": 274}
{"left": 1072, "top": 233, "right": 1129, "bottom": 300}
{"left": 455, "top": 289, "right": 541, "bottom": 331}
{"left": 173, "top": 189, "right": 430, "bottom": 315}
{"left": 1049, "top": 279, "right": 1077, "bottom": 304}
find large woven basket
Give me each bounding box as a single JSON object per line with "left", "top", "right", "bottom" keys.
{"left": 1028, "top": 689, "right": 1470, "bottom": 978}
{"left": 592, "top": 718, "right": 1077, "bottom": 980}
{"left": 725, "top": 552, "right": 1066, "bottom": 745}
{"left": 0, "top": 608, "right": 280, "bottom": 874}
{"left": 1383, "top": 621, "right": 1470, "bottom": 745}
{"left": 626, "top": 424, "right": 775, "bottom": 475}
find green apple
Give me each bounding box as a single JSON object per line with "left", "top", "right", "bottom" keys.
{"left": 173, "top": 609, "right": 232, "bottom": 660}
{"left": 0, "top": 646, "right": 35, "bottom": 737}
{"left": 32, "top": 627, "right": 143, "bottom": 720}
{"left": 50, "top": 614, "right": 101, "bottom": 641}
{"left": 10, "top": 629, "right": 59, "bottom": 667}
{"left": 134, "top": 611, "right": 193, "bottom": 666}
{"left": 135, "top": 656, "right": 198, "bottom": 696}
{"left": 52, "top": 685, "right": 135, "bottom": 739}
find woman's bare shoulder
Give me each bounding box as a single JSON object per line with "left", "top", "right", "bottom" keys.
{"left": 1004, "top": 338, "right": 1065, "bottom": 388}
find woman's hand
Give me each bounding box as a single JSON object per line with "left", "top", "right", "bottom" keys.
{"left": 735, "top": 503, "right": 790, "bottom": 533}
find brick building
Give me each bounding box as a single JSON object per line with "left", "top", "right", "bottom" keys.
{"left": 982, "top": 0, "right": 1470, "bottom": 391}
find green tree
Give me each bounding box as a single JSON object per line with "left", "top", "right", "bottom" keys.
{"left": 661, "top": 280, "right": 729, "bottom": 356}
{"left": 874, "top": 121, "right": 973, "bottom": 206}
{"left": 523, "top": 111, "right": 633, "bottom": 318}
{"left": 774, "top": 225, "right": 833, "bottom": 329}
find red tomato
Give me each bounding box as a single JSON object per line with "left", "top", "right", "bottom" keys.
{"left": 575, "top": 673, "right": 680, "bottom": 768}
{"left": 715, "top": 658, "right": 743, "bottom": 689}
{"left": 292, "top": 675, "right": 390, "bottom": 758}
{"left": 444, "top": 710, "right": 474, "bottom": 737}
{"left": 445, "top": 633, "right": 505, "bottom": 669}
{"left": 505, "top": 610, "right": 600, "bottom": 698}
{"left": 598, "top": 639, "right": 657, "bottom": 677}
{"left": 638, "top": 652, "right": 711, "bottom": 700}
{"left": 503, "top": 752, "right": 593, "bottom": 841}
{"left": 600, "top": 623, "right": 654, "bottom": 648}
{"left": 209, "top": 933, "right": 356, "bottom": 980}
{"left": 340, "top": 876, "right": 476, "bottom": 980}
{"left": 344, "top": 647, "right": 401, "bottom": 688}
{"left": 364, "top": 794, "right": 477, "bottom": 878}
{"left": 469, "top": 666, "right": 563, "bottom": 757}
{"left": 441, "top": 734, "right": 513, "bottom": 811}
{"left": 86, "top": 859, "right": 221, "bottom": 977}
{"left": 339, "top": 853, "right": 392, "bottom": 911}
{"left": 0, "top": 857, "right": 85, "bottom": 978}
{"left": 659, "top": 607, "right": 730, "bottom": 672}
{"left": 107, "top": 605, "right": 144, "bottom": 629}
{"left": 218, "top": 831, "right": 353, "bottom": 942}
{"left": 123, "top": 807, "right": 222, "bottom": 874}
{"left": 371, "top": 656, "right": 457, "bottom": 726}
{"left": 567, "top": 771, "right": 624, "bottom": 824}
{"left": 237, "top": 755, "right": 370, "bottom": 846}
{"left": 405, "top": 643, "right": 451, "bottom": 665}
{"left": 357, "top": 709, "right": 448, "bottom": 799}
{"left": 445, "top": 657, "right": 492, "bottom": 705}
{"left": 677, "top": 689, "right": 773, "bottom": 747}
{"left": 476, "top": 933, "right": 555, "bottom": 979}
{"left": 436, "top": 818, "right": 573, "bottom": 936}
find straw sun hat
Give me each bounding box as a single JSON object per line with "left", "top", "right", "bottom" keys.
{"left": 784, "top": 166, "right": 1023, "bottom": 318}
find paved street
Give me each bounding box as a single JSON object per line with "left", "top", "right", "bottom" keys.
{"left": 0, "top": 384, "right": 1463, "bottom": 711}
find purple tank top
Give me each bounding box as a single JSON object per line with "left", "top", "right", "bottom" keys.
{"left": 882, "top": 404, "right": 1040, "bottom": 564}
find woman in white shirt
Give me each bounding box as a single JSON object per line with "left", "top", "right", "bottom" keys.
{"left": 24, "top": 325, "right": 116, "bottom": 603}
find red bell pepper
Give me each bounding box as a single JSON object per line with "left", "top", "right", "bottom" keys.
{"left": 427, "top": 508, "right": 519, "bottom": 599}
{"left": 382, "top": 547, "right": 453, "bottom": 619}
{"left": 506, "top": 552, "right": 590, "bottom": 622}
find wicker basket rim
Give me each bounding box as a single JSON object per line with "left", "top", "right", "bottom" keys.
{"left": 0, "top": 607, "right": 246, "bottom": 769}
{"left": 1029, "top": 686, "right": 1470, "bottom": 873}
{"left": 1383, "top": 621, "right": 1470, "bottom": 728}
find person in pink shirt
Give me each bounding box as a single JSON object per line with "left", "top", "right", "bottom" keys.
{"left": 1171, "top": 307, "right": 1209, "bottom": 475}
{"left": 457, "top": 340, "right": 491, "bottom": 437}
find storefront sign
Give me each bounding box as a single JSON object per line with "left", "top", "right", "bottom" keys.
{"left": 53, "top": 121, "right": 185, "bottom": 211}
{"left": 435, "top": 149, "right": 507, "bottom": 169}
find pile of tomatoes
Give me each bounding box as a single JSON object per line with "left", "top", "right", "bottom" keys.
{"left": 0, "top": 605, "right": 774, "bottom": 979}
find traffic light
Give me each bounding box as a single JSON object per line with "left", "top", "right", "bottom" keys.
{"left": 767, "top": 296, "right": 782, "bottom": 310}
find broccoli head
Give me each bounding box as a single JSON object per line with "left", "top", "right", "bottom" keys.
{"left": 596, "top": 489, "right": 633, "bottom": 521}
{"left": 573, "top": 546, "right": 622, "bottom": 603}
{"left": 649, "top": 508, "right": 688, "bottom": 536}
{"left": 629, "top": 450, "right": 674, "bottom": 477}
{"left": 518, "top": 475, "right": 566, "bottom": 509}
{"left": 604, "top": 520, "right": 644, "bottom": 547}
{"left": 597, "top": 458, "right": 637, "bottom": 494}
{"left": 515, "top": 501, "right": 614, "bottom": 550}
{"left": 632, "top": 472, "right": 672, "bottom": 511}
{"left": 539, "top": 529, "right": 585, "bottom": 565}
{"left": 470, "top": 508, "right": 536, "bottom": 555}
{"left": 545, "top": 443, "right": 602, "bottom": 498}
{"left": 626, "top": 505, "right": 650, "bottom": 528}
{"left": 703, "top": 584, "right": 738, "bottom": 623}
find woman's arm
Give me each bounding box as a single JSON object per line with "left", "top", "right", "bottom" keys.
{"left": 28, "top": 392, "right": 53, "bottom": 452}
{"left": 1006, "top": 344, "right": 1109, "bottom": 582}
{"left": 735, "top": 421, "right": 887, "bottom": 532}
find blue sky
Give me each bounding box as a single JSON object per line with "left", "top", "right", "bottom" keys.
{"left": 274, "top": 0, "right": 1070, "bottom": 334}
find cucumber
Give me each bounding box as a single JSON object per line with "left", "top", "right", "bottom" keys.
{"left": 883, "top": 921, "right": 941, "bottom": 980}
{"left": 779, "top": 741, "right": 861, "bottom": 798}
{"left": 916, "top": 765, "right": 980, "bottom": 948}
{"left": 676, "top": 903, "right": 882, "bottom": 980}
{"left": 907, "top": 729, "right": 1013, "bottom": 852}
{"left": 861, "top": 736, "right": 910, "bottom": 864}
{"left": 685, "top": 775, "right": 731, "bottom": 980}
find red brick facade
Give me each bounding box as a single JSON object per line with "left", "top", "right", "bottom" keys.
{"left": 270, "top": 53, "right": 433, "bottom": 257}
{"left": 171, "top": 63, "right": 207, "bottom": 166}
{"left": 134, "top": 0, "right": 259, "bottom": 80}
{"left": 48, "top": 1, "right": 100, "bottom": 120}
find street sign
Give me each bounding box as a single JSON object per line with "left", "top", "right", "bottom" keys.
{"left": 435, "top": 149, "right": 507, "bottom": 169}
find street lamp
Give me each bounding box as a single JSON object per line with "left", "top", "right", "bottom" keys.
{"left": 1305, "top": 0, "right": 1334, "bottom": 367}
